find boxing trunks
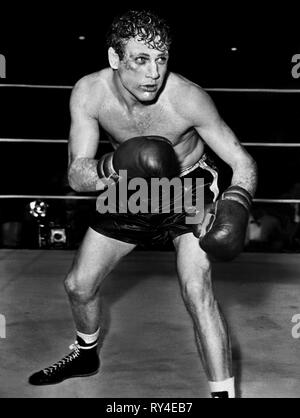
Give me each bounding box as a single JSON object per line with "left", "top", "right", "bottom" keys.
{"left": 90, "top": 153, "right": 219, "bottom": 247}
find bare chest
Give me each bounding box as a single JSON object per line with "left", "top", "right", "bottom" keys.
{"left": 98, "top": 103, "right": 189, "bottom": 144}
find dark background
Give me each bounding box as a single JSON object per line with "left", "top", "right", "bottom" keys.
{"left": 0, "top": 2, "right": 300, "bottom": 249}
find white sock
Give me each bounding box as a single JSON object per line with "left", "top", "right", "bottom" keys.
{"left": 76, "top": 328, "right": 100, "bottom": 349}
{"left": 209, "top": 376, "right": 235, "bottom": 398}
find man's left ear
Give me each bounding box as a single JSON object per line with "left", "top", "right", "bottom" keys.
{"left": 108, "top": 47, "right": 120, "bottom": 69}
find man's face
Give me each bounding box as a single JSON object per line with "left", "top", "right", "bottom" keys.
{"left": 116, "top": 36, "right": 169, "bottom": 103}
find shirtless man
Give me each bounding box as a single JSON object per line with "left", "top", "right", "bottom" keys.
{"left": 29, "top": 10, "right": 257, "bottom": 398}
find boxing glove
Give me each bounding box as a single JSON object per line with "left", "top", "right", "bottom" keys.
{"left": 197, "top": 185, "right": 252, "bottom": 261}
{"left": 97, "top": 136, "right": 179, "bottom": 181}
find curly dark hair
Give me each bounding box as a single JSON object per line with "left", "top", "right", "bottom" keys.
{"left": 106, "top": 9, "right": 172, "bottom": 60}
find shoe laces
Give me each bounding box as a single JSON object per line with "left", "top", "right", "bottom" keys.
{"left": 43, "top": 341, "right": 81, "bottom": 375}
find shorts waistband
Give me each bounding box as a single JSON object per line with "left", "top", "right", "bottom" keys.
{"left": 179, "top": 153, "right": 219, "bottom": 202}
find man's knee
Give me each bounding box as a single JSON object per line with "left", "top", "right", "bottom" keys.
{"left": 64, "top": 271, "right": 100, "bottom": 303}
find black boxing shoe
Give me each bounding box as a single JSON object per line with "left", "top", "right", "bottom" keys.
{"left": 211, "top": 391, "right": 229, "bottom": 398}
{"left": 28, "top": 338, "right": 100, "bottom": 385}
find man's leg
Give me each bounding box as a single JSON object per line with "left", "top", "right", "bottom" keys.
{"left": 29, "top": 227, "right": 136, "bottom": 385}
{"left": 173, "top": 232, "right": 234, "bottom": 398}
{"left": 65, "top": 227, "right": 136, "bottom": 334}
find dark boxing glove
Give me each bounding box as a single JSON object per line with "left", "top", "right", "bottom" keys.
{"left": 197, "top": 185, "right": 252, "bottom": 261}
{"left": 97, "top": 136, "right": 179, "bottom": 181}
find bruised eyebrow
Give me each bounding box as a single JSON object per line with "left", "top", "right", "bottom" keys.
{"left": 130, "top": 50, "right": 169, "bottom": 57}
{"left": 133, "top": 53, "right": 150, "bottom": 58}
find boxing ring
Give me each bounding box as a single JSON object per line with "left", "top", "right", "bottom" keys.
{"left": 0, "top": 83, "right": 300, "bottom": 398}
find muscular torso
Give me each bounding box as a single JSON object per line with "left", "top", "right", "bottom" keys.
{"left": 87, "top": 69, "right": 206, "bottom": 171}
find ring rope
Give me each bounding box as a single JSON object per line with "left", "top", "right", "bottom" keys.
{"left": 0, "top": 84, "right": 73, "bottom": 89}
{"left": 205, "top": 88, "right": 300, "bottom": 93}
{"left": 1, "top": 138, "right": 300, "bottom": 147}
{"left": 0, "top": 195, "right": 298, "bottom": 204}
{"left": 0, "top": 138, "right": 69, "bottom": 143}
{"left": 0, "top": 195, "right": 96, "bottom": 200}
{"left": 242, "top": 142, "right": 300, "bottom": 147}
{"left": 2, "top": 84, "right": 300, "bottom": 94}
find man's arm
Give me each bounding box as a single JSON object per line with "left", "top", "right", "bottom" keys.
{"left": 186, "top": 86, "right": 258, "bottom": 260}
{"left": 68, "top": 78, "right": 103, "bottom": 192}
{"left": 191, "top": 87, "right": 257, "bottom": 196}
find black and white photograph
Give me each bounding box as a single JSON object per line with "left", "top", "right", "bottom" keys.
{"left": 0, "top": 2, "right": 300, "bottom": 401}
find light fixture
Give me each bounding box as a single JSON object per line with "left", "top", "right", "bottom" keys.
{"left": 29, "top": 200, "right": 48, "bottom": 220}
